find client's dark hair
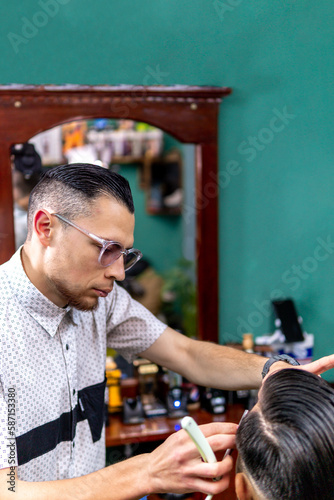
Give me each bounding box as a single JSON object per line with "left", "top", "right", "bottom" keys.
{"left": 236, "top": 369, "right": 334, "bottom": 500}
{"left": 27, "top": 163, "right": 134, "bottom": 239}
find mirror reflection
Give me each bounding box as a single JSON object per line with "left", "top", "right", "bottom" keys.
{"left": 11, "top": 119, "right": 197, "bottom": 338}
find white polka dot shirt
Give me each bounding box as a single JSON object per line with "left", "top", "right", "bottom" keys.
{"left": 0, "top": 249, "right": 166, "bottom": 481}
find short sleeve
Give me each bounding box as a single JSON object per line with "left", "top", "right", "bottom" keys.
{"left": 106, "top": 284, "right": 166, "bottom": 362}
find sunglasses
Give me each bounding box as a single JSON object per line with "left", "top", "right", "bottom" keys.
{"left": 51, "top": 213, "right": 142, "bottom": 271}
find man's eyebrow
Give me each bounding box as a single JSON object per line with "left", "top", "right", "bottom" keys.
{"left": 94, "top": 232, "right": 118, "bottom": 242}
{"left": 97, "top": 235, "right": 135, "bottom": 249}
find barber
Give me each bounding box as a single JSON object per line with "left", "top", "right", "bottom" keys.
{"left": 1, "top": 163, "right": 333, "bottom": 500}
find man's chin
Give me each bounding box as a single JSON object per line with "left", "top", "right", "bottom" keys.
{"left": 67, "top": 296, "right": 99, "bottom": 312}
{"left": 49, "top": 276, "right": 101, "bottom": 312}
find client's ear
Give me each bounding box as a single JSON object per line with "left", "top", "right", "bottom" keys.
{"left": 235, "top": 472, "right": 254, "bottom": 500}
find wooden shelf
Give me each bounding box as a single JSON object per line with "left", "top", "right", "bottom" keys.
{"left": 106, "top": 405, "right": 244, "bottom": 447}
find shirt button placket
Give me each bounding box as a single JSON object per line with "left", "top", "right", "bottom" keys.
{"left": 62, "top": 335, "right": 77, "bottom": 463}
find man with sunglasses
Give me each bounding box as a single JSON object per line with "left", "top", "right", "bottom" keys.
{"left": 0, "top": 163, "right": 334, "bottom": 500}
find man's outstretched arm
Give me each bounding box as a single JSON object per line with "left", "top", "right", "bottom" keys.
{"left": 142, "top": 327, "right": 334, "bottom": 390}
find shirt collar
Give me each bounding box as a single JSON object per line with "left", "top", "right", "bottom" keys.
{"left": 7, "top": 248, "right": 73, "bottom": 337}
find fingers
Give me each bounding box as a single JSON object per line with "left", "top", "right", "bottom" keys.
{"left": 183, "top": 455, "right": 234, "bottom": 496}
{"left": 206, "top": 433, "right": 236, "bottom": 454}
{"left": 148, "top": 424, "right": 236, "bottom": 496}
{"left": 181, "top": 422, "right": 238, "bottom": 457}
{"left": 197, "top": 422, "right": 239, "bottom": 437}
{"left": 187, "top": 454, "right": 234, "bottom": 479}
{"left": 301, "top": 354, "right": 334, "bottom": 375}
{"left": 264, "top": 354, "right": 334, "bottom": 384}
{"left": 264, "top": 354, "right": 334, "bottom": 382}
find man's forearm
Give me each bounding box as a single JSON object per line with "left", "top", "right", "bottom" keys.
{"left": 1, "top": 420, "right": 238, "bottom": 500}
{"left": 183, "top": 341, "right": 266, "bottom": 390}
{"left": 142, "top": 327, "right": 267, "bottom": 390}
{"left": 1, "top": 455, "right": 151, "bottom": 500}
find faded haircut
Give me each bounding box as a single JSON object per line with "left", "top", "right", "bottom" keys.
{"left": 236, "top": 369, "right": 334, "bottom": 500}
{"left": 27, "top": 163, "right": 134, "bottom": 239}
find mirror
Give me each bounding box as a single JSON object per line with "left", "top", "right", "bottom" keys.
{"left": 14, "top": 119, "right": 196, "bottom": 335}
{"left": 30, "top": 118, "right": 184, "bottom": 215}
{"left": 15, "top": 118, "right": 197, "bottom": 335}
{"left": 0, "top": 84, "right": 232, "bottom": 343}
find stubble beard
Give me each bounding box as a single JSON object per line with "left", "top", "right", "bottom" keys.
{"left": 47, "top": 275, "right": 99, "bottom": 312}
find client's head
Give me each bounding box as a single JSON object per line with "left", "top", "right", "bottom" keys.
{"left": 235, "top": 368, "right": 334, "bottom": 500}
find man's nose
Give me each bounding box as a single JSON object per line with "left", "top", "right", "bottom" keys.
{"left": 104, "top": 255, "right": 126, "bottom": 281}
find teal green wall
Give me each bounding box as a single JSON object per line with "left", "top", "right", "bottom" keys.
{"left": 2, "top": 1, "right": 334, "bottom": 378}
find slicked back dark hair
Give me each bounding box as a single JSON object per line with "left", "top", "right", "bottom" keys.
{"left": 27, "top": 163, "right": 134, "bottom": 239}
{"left": 236, "top": 369, "right": 334, "bottom": 500}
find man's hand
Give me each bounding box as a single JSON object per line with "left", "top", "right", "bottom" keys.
{"left": 0, "top": 423, "right": 236, "bottom": 500}
{"left": 300, "top": 354, "right": 334, "bottom": 376}
{"left": 266, "top": 353, "right": 334, "bottom": 381}
{"left": 145, "top": 421, "right": 238, "bottom": 496}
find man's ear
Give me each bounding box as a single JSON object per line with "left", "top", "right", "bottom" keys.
{"left": 33, "top": 210, "right": 54, "bottom": 247}
{"left": 235, "top": 472, "right": 255, "bottom": 500}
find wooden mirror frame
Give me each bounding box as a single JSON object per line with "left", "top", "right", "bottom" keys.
{"left": 0, "top": 84, "right": 231, "bottom": 343}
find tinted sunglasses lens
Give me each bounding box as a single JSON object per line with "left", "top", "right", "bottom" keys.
{"left": 124, "top": 251, "right": 141, "bottom": 270}
{"left": 100, "top": 244, "right": 122, "bottom": 267}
